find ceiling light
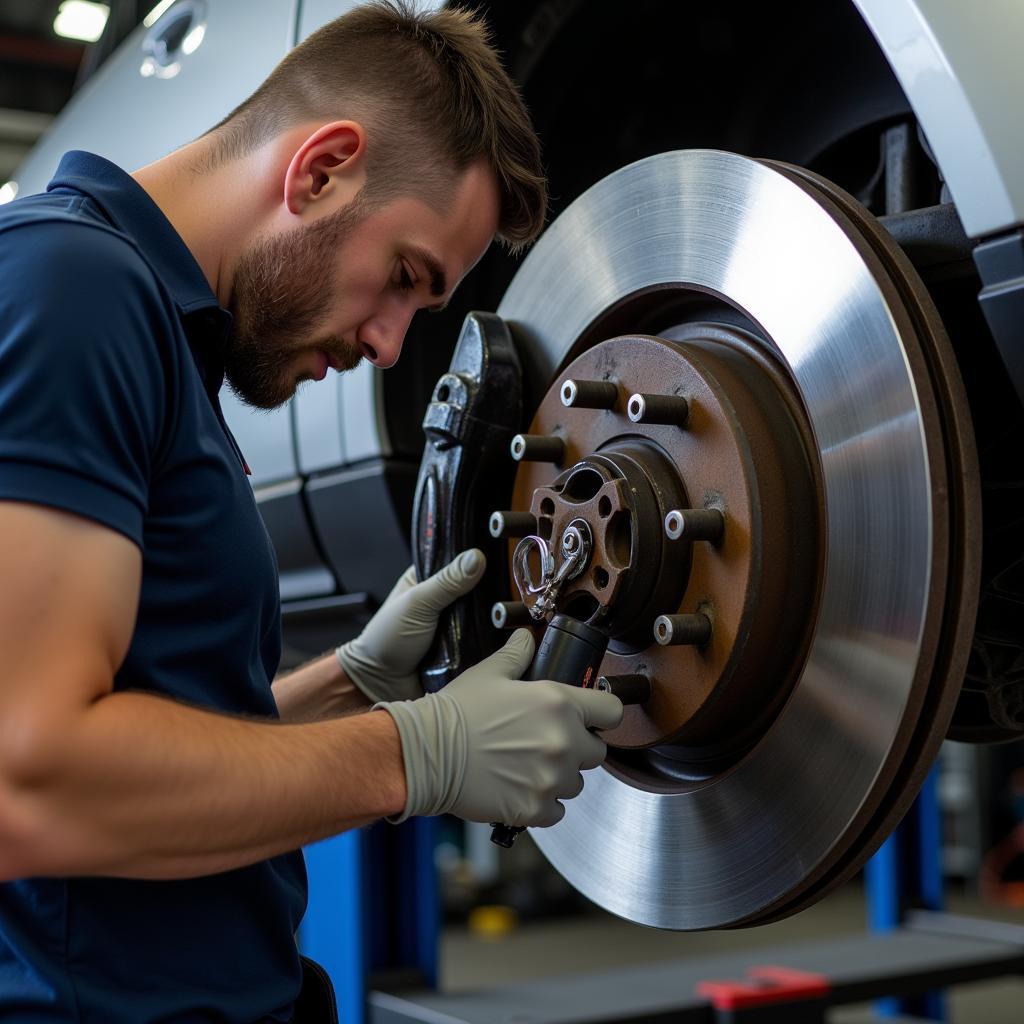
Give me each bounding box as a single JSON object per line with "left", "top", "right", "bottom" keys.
{"left": 143, "top": 0, "right": 177, "bottom": 28}
{"left": 181, "top": 23, "right": 206, "bottom": 56}
{"left": 0, "top": 181, "right": 18, "bottom": 205}
{"left": 53, "top": 1, "right": 110, "bottom": 43}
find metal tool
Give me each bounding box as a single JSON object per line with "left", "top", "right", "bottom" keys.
{"left": 490, "top": 518, "right": 607, "bottom": 848}
{"left": 511, "top": 520, "right": 592, "bottom": 621}
{"left": 489, "top": 612, "right": 609, "bottom": 848}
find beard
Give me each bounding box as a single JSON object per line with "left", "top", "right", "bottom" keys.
{"left": 224, "top": 202, "right": 365, "bottom": 410}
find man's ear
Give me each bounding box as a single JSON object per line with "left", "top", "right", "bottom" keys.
{"left": 284, "top": 121, "right": 367, "bottom": 216}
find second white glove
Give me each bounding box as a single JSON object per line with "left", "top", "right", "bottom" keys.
{"left": 376, "top": 629, "right": 624, "bottom": 826}
{"left": 336, "top": 549, "right": 486, "bottom": 704}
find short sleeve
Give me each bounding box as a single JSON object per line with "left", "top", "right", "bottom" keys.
{"left": 0, "top": 220, "right": 174, "bottom": 547}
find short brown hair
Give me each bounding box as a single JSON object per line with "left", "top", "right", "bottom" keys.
{"left": 205, "top": 1, "right": 546, "bottom": 250}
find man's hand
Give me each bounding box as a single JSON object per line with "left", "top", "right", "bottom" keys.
{"left": 336, "top": 549, "right": 486, "bottom": 704}
{"left": 376, "top": 629, "right": 624, "bottom": 827}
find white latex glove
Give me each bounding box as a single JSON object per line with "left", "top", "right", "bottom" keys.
{"left": 376, "top": 629, "right": 624, "bottom": 825}
{"left": 336, "top": 549, "right": 486, "bottom": 704}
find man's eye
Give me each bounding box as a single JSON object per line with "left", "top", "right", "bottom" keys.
{"left": 397, "top": 264, "right": 415, "bottom": 292}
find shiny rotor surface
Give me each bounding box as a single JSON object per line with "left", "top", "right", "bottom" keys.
{"left": 497, "top": 150, "right": 941, "bottom": 929}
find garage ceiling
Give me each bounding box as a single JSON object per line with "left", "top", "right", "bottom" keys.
{"left": 0, "top": 0, "right": 148, "bottom": 181}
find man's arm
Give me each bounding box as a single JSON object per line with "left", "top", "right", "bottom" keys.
{"left": 272, "top": 551, "right": 486, "bottom": 721}
{"left": 0, "top": 501, "right": 405, "bottom": 882}
{"left": 272, "top": 653, "right": 373, "bottom": 721}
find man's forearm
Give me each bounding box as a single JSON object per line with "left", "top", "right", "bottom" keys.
{"left": 272, "top": 651, "right": 373, "bottom": 721}
{"left": 0, "top": 689, "right": 404, "bottom": 882}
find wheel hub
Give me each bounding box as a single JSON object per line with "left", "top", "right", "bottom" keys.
{"left": 509, "top": 330, "right": 822, "bottom": 759}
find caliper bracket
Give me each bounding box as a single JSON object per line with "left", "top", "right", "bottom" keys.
{"left": 412, "top": 312, "right": 523, "bottom": 691}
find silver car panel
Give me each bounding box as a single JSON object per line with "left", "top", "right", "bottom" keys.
{"left": 253, "top": 478, "right": 336, "bottom": 601}
{"left": 294, "top": 375, "right": 345, "bottom": 473}
{"left": 221, "top": 386, "right": 299, "bottom": 487}
{"left": 15, "top": 0, "right": 303, "bottom": 488}
{"left": 854, "top": 0, "right": 1024, "bottom": 238}
{"left": 15, "top": 0, "right": 299, "bottom": 196}
{"left": 339, "top": 361, "right": 390, "bottom": 463}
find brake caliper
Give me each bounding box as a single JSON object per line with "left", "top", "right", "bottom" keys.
{"left": 412, "top": 312, "right": 522, "bottom": 691}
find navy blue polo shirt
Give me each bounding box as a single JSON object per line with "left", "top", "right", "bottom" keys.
{"left": 0, "top": 152, "right": 307, "bottom": 1023}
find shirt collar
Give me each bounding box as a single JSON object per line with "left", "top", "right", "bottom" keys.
{"left": 47, "top": 150, "right": 231, "bottom": 392}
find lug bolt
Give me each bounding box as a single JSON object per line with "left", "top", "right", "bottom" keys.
{"left": 489, "top": 511, "right": 538, "bottom": 539}
{"left": 491, "top": 601, "right": 533, "bottom": 629}
{"left": 561, "top": 378, "right": 619, "bottom": 410}
{"left": 653, "top": 612, "right": 712, "bottom": 647}
{"left": 596, "top": 674, "right": 652, "bottom": 705}
{"left": 511, "top": 433, "right": 565, "bottom": 463}
{"left": 665, "top": 508, "right": 724, "bottom": 543}
{"left": 627, "top": 392, "right": 690, "bottom": 426}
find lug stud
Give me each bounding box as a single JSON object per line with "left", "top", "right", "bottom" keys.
{"left": 596, "top": 674, "right": 652, "bottom": 704}
{"left": 511, "top": 433, "right": 565, "bottom": 463}
{"left": 627, "top": 392, "right": 690, "bottom": 426}
{"left": 489, "top": 511, "right": 538, "bottom": 539}
{"left": 561, "top": 378, "right": 619, "bottom": 410}
{"left": 491, "top": 601, "right": 533, "bottom": 629}
{"left": 664, "top": 508, "right": 724, "bottom": 543}
{"left": 653, "top": 612, "right": 711, "bottom": 647}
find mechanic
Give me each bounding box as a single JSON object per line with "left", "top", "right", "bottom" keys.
{"left": 0, "top": 3, "right": 623, "bottom": 1022}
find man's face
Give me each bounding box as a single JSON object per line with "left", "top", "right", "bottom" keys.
{"left": 225, "top": 160, "right": 501, "bottom": 409}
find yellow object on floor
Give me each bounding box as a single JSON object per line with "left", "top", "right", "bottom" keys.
{"left": 468, "top": 905, "right": 518, "bottom": 941}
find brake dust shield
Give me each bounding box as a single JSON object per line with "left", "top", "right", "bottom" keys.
{"left": 494, "top": 150, "right": 980, "bottom": 929}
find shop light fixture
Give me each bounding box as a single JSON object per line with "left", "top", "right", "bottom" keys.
{"left": 143, "top": 0, "right": 177, "bottom": 29}
{"left": 0, "top": 181, "right": 18, "bottom": 205}
{"left": 53, "top": 1, "right": 110, "bottom": 43}
{"left": 181, "top": 22, "right": 206, "bottom": 55}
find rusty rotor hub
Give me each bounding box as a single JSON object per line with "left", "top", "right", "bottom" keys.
{"left": 502, "top": 328, "right": 822, "bottom": 764}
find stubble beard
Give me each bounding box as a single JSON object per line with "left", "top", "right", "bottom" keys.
{"left": 225, "top": 203, "right": 365, "bottom": 410}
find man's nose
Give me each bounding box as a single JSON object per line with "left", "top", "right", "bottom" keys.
{"left": 358, "top": 306, "right": 416, "bottom": 369}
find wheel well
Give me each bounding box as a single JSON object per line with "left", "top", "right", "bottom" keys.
{"left": 385, "top": 0, "right": 938, "bottom": 454}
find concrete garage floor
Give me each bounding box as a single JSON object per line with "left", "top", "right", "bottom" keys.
{"left": 440, "top": 881, "right": 1024, "bottom": 1022}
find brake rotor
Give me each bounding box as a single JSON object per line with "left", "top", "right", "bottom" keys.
{"left": 494, "top": 150, "right": 980, "bottom": 929}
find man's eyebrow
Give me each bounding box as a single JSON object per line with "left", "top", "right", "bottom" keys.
{"left": 408, "top": 246, "right": 450, "bottom": 311}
